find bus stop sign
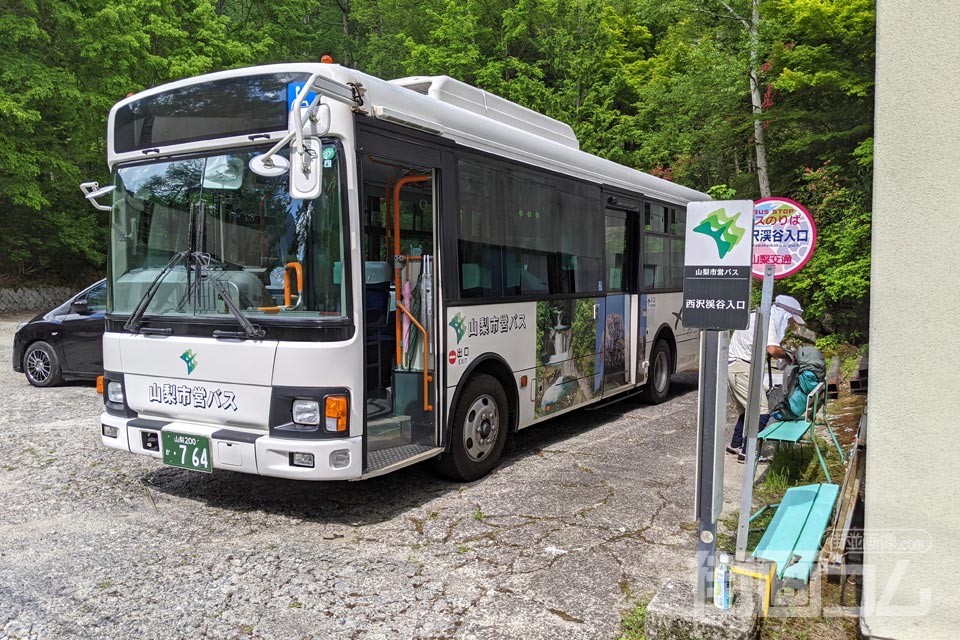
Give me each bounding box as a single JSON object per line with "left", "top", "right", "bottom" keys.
{"left": 751, "top": 197, "right": 817, "bottom": 279}
{"left": 682, "top": 200, "right": 755, "bottom": 331}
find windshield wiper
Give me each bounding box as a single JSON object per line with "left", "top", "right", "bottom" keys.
{"left": 124, "top": 251, "right": 190, "bottom": 333}
{"left": 193, "top": 252, "right": 266, "bottom": 340}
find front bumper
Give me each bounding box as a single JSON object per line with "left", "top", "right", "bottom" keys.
{"left": 12, "top": 330, "right": 25, "bottom": 373}
{"left": 101, "top": 413, "right": 362, "bottom": 480}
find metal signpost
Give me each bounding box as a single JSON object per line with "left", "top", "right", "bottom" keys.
{"left": 733, "top": 198, "right": 818, "bottom": 561}
{"left": 684, "top": 200, "right": 754, "bottom": 604}
{"left": 734, "top": 264, "right": 774, "bottom": 562}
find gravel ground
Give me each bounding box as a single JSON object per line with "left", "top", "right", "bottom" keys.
{"left": 0, "top": 312, "right": 720, "bottom": 640}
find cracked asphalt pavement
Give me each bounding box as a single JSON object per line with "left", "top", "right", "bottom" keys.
{"left": 1, "top": 313, "right": 718, "bottom": 639}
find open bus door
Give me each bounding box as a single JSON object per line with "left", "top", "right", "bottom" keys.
{"left": 357, "top": 129, "right": 450, "bottom": 476}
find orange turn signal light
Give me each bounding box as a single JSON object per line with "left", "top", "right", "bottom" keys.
{"left": 96, "top": 376, "right": 104, "bottom": 394}
{"left": 325, "top": 395, "right": 348, "bottom": 433}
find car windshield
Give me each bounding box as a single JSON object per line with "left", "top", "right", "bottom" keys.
{"left": 107, "top": 145, "right": 347, "bottom": 321}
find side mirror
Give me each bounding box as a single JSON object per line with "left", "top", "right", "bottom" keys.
{"left": 80, "top": 182, "right": 116, "bottom": 211}
{"left": 70, "top": 300, "right": 91, "bottom": 315}
{"left": 290, "top": 137, "right": 323, "bottom": 200}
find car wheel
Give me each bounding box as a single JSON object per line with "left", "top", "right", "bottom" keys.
{"left": 23, "top": 341, "right": 63, "bottom": 387}
{"left": 435, "top": 374, "right": 509, "bottom": 482}
{"left": 642, "top": 339, "right": 672, "bottom": 404}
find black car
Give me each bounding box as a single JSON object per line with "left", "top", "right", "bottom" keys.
{"left": 13, "top": 280, "right": 107, "bottom": 387}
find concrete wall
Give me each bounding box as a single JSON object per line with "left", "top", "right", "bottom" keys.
{"left": 863, "top": 3, "right": 960, "bottom": 638}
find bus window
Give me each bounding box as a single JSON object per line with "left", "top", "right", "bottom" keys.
{"left": 643, "top": 202, "right": 686, "bottom": 290}
{"left": 646, "top": 203, "right": 667, "bottom": 233}
{"left": 605, "top": 214, "right": 627, "bottom": 293}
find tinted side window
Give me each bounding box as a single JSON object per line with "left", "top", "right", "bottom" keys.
{"left": 458, "top": 160, "right": 504, "bottom": 298}
{"left": 456, "top": 157, "right": 603, "bottom": 299}
{"left": 504, "top": 172, "right": 556, "bottom": 296}
{"left": 559, "top": 191, "right": 602, "bottom": 294}
{"left": 85, "top": 282, "right": 107, "bottom": 312}
{"left": 643, "top": 202, "right": 686, "bottom": 290}
{"left": 605, "top": 215, "right": 627, "bottom": 293}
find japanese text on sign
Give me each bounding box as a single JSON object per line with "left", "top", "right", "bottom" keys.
{"left": 684, "top": 299, "right": 747, "bottom": 311}
{"left": 466, "top": 313, "right": 527, "bottom": 339}
{"left": 751, "top": 198, "right": 817, "bottom": 279}
{"left": 692, "top": 268, "right": 743, "bottom": 277}
{"left": 148, "top": 383, "right": 239, "bottom": 412}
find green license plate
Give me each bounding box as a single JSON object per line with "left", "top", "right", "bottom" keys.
{"left": 161, "top": 431, "right": 212, "bottom": 473}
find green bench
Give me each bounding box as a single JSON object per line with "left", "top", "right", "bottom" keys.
{"left": 749, "top": 381, "right": 846, "bottom": 588}
{"left": 752, "top": 483, "right": 840, "bottom": 584}
{"left": 758, "top": 380, "right": 844, "bottom": 482}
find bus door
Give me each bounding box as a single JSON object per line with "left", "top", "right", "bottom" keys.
{"left": 600, "top": 204, "right": 635, "bottom": 397}
{"left": 357, "top": 129, "right": 448, "bottom": 474}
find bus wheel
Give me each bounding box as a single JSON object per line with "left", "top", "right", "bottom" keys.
{"left": 435, "top": 374, "right": 508, "bottom": 482}
{"left": 24, "top": 341, "right": 63, "bottom": 388}
{"left": 642, "top": 339, "right": 671, "bottom": 404}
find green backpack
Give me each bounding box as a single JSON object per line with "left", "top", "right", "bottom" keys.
{"left": 772, "top": 346, "right": 826, "bottom": 421}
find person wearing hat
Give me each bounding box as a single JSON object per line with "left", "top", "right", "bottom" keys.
{"left": 726, "top": 294, "right": 806, "bottom": 462}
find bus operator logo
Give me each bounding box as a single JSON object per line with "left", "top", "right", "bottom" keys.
{"left": 449, "top": 312, "right": 466, "bottom": 344}
{"left": 693, "top": 207, "right": 746, "bottom": 259}
{"left": 180, "top": 349, "right": 199, "bottom": 375}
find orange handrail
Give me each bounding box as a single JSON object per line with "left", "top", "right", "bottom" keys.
{"left": 284, "top": 261, "right": 303, "bottom": 307}
{"left": 396, "top": 301, "right": 433, "bottom": 412}
{"left": 392, "top": 175, "right": 431, "bottom": 368}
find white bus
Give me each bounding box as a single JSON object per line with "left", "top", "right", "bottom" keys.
{"left": 82, "top": 62, "right": 707, "bottom": 482}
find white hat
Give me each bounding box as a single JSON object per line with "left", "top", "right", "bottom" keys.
{"left": 775, "top": 295, "right": 805, "bottom": 325}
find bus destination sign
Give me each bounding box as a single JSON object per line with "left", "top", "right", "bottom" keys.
{"left": 682, "top": 200, "right": 755, "bottom": 331}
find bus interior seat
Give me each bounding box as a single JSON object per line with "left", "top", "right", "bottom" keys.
{"left": 461, "top": 262, "right": 493, "bottom": 297}
{"left": 643, "top": 265, "right": 663, "bottom": 288}
{"left": 364, "top": 261, "right": 392, "bottom": 285}
{"left": 365, "top": 261, "right": 394, "bottom": 389}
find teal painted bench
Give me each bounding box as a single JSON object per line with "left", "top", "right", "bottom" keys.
{"left": 758, "top": 381, "right": 844, "bottom": 482}
{"left": 752, "top": 483, "right": 839, "bottom": 584}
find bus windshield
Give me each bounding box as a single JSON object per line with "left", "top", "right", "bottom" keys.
{"left": 107, "top": 145, "right": 347, "bottom": 321}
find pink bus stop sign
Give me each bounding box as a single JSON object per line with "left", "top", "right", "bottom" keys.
{"left": 752, "top": 197, "right": 817, "bottom": 279}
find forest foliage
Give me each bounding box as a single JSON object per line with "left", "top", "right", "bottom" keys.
{"left": 0, "top": 0, "right": 874, "bottom": 338}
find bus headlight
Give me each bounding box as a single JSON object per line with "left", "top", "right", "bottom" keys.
{"left": 292, "top": 399, "right": 320, "bottom": 426}
{"left": 107, "top": 381, "right": 125, "bottom": 404}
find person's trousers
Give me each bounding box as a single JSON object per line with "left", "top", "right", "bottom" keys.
{"left": 730, "top": 412, "right": 770, "bottom": 451}
{"left": 728, "top": 359, "right": 770, "bottom": 450}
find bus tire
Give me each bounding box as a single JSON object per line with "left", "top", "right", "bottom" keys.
{"left": 642, "top": 339, "right": 671, "bottom": 404}
{"left": 435, "top": 373, "right": 508, "bottom": 482}
{"left": 23, "top": 341, "right": 63, "bottom": 388}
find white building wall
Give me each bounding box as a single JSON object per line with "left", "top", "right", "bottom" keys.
{"left": 863, "top": 3, "right": 960, "bottom": 638}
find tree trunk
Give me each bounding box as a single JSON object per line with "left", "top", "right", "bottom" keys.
{"left": 748, "top": 0, "right": 771, "bottom": 197}
{"left": 334, "top": 0, "right": 351, "bottom": 66}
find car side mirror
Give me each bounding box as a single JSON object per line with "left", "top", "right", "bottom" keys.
{"left": 70, "top": 300, "right": 91, "bottom": 315}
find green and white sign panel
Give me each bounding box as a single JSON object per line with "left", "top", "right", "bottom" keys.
{"left": 683, "top": 200, "right": 755, "bottom": 330}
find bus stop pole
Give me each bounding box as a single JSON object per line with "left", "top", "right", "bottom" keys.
{"left": 734, "top": 264, "right": 776, "bottom": 562}
{"left": 695, "top": 329, "right": 729, "bottom": 603}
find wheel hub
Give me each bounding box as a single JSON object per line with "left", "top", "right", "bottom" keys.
{"left": 27, "top": 351, "right": 51, "bottom": 381}
{"left": 463, "top": 394, "right": 500, "bottom": 462}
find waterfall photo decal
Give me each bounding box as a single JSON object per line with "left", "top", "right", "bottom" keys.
{"left": 601, "top": 295, "right": 629, "bottom": 392}
{"left": 535, "top": 299, "right": 599, "bottom": 416}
